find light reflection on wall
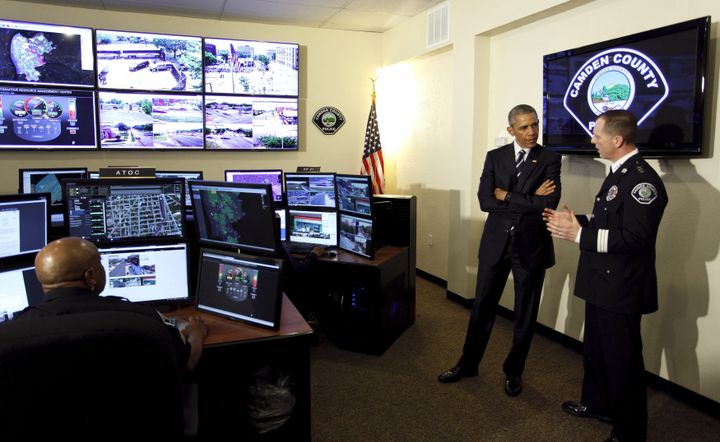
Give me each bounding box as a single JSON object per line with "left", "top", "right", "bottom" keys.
{"left": 375, "top": 63, "right": 417, "bottom": 156}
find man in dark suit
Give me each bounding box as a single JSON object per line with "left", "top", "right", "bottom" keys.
{"left": 545, "top": 110, "right": 667, "bottom": 441}
{"left": 438, "top": 104, "right": 561, "bottom": 397}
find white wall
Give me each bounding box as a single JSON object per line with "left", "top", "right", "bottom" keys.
{"left": 0, "top": 0, "right": 382, "bottom": 194}
{"left": 381, "top": 0, "right": 720, "bottom": 403}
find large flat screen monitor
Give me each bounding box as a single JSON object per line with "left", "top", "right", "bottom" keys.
{"left": 196, "top": 248, "right": 284, "bottom": 330}
{"left": 203, "top": 38, "right": 299, "bottom": 96}
{"left": 338, "top": 213, "right": 374, "bottom": 259}
{"left": 284, "top": 173, "right": 336, "bottom": 209}
{"left": 189, "top": 180, "right": 278, "bottom": 255}
{"left": 336, "top": 174, "right": 373, "bottom": 217}
{"left": 205, "top": 95, "right": 298, "bottom": 150}
{"left": 224, "top": 169, "right": 284, "bottom": 206}
{"left": 286, "top": 209, "right": 338, "bottom": 248}
{"left": 98, "top": 242, "right": 189, "bottom": 304}
{"left": 0, "top": 193, "right": 50, "bottom": 262}
{"left": 0, "top": 85, "right": 97, "bottom": 150}
{"left": 543, "top": 16, "right": 710, "bottom": 157}
{"left": 64, "top": 178, "right": 186, "bottom": 245}
{"left": 96, "top": 29, "right": 202, "bottom": 92}
{"left": 0, "top": 19, "right": 95, "bottom": 87}
{"left": 18, "top": 167, "right": 87, "bottom": 225}
{"left": 98, "top": 91, "right": 204, "bottom": 149}
{"left": 0, "top": 264, "right": 43, "bottom": 320}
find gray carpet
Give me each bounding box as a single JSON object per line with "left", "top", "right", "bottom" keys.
{"left": 310, "top": 277, "right": 719, "bottom": 441}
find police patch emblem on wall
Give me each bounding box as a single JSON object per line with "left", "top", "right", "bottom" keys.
{"left": 631, "top": 182, "right": 658, "bottom": 204}
{"left": 564, "top": 48, "right": 669, "bottom": 137}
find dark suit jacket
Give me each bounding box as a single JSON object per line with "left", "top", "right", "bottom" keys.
{"left": 477, "top": 143, "right": 561, "bottom": 271}
{"left": 574, "top": 153, "right": 668, "bottom": 314}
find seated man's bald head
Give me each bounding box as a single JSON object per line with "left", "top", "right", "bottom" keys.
{"left": 35, "top": 237, "right": 105, "bottom": 294}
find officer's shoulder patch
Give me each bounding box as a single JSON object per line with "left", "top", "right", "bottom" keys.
{"left": 631, "top": 182, "right": 657, "bottom": 205}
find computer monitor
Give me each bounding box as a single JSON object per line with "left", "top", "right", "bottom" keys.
{"left": 155, "top": 170, "right": 203, "bottom": 208}
{"left": 286, "top": 209, "right": 338, "bottom": 248}
{"left": 98, "top": 242, "right": 189, "bottom": 304}
{"left": 336, "top": 174, "right": 373, "bottom": 217}
{"left": 188, "top": 180, "right": 278, "bottom": 255}
{"left": 284, "top": 172, "right": 336, "bottom": 209}
{"left": 0, "top": 264, "right": 43, "bottom": 320}
{"left": 275, "top": 209, "right": 286, "bottom": 242}
{"left": 0, "top": 193, "right": 50, "bottom": 262}
{"left": 225, "top": 169, "right": 285, "bottom": 206}
{"left": 18, "top": 167, "right": 87, "bottom": 225}
{"left": 196, "top": 248, "right": 284, "bottom": 330}
{"left": 63, "top": 178, "right": 185, "bottom": 245}
{"left": 338, "top": 213, "right": 374, "bottom": 259}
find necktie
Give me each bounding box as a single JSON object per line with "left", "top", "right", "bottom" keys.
{"left": 516, "top": 150, "right": 525, "bottom": 177}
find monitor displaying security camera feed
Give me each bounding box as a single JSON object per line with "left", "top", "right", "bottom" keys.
{"left": 203, "top": 38, "right": 298, "bottom": 96}
{"left": 96, "top": 29, "right": 202, "bottom": 92}
{"left": 98, "top": 91, "right": 203, "bottom": 149}
{"left": 205, "top": 95, "right": 298, "bottom": 150}
{"left": 0, "top": 85, "right": 97, "bottom": 149}
{"left": 0, "top": 19, "right": 95, "bottom": 87}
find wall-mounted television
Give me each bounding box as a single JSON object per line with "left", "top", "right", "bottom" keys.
{"left": 203, "top": 38, "right": 299, "bottom": 96}
{"left": 542, "top": 16, "right": 710, "bottom": 157}
{"left": 0, "top": 85, "right": 97, "bottom": 149}
{"left": 0, "top": 19, "right": 95, "bottom": 87}
{"left": 205, "top": 95, "right": 298, "bottom": 150}
{"left": 96, "top": 29, "right": 202, "bottom": 92}
{"left": 98, "top": 91, "right": 203, "bottom": 149}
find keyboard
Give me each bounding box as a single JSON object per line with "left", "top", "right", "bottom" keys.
{"left": 285, "top": 242, "right": 317, "bottom": 255}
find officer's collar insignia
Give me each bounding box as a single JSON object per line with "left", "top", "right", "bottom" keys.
{"left": 606, "top": 185, "right": 619, "bottom": 201}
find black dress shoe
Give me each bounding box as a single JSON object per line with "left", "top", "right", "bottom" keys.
{"left": 561, "top": 400, "right": 612, "bottom": 423}
{"left": 438, "top": 365, "right": 477, "bottom": 383}
{"left": 504, "top": 375, "right": 523, "bottom": 396}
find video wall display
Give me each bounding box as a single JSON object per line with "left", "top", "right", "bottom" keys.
{"left": 0, "top": 18, "right": 300, "bottom": 151}
{"left": 205, "top": 95, "right": 298, "bottom": 150}
{"left": 98, "top": 91, "right": 203, "bottom": 149}
{"left": 96, "top": 29, "right": 202, "bottom": 92}
{"left": 0, "top": 85, "right": 97, "bottom": 149}
{"left": 0, "top": 19, "right": 95, "bottom": 88}
{"left": 203, "top": 38, "right": 299, "bottom": 96}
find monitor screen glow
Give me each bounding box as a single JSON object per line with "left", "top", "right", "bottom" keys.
{"left": 0, "top": 193, "right": 50, "bottom": 261}
{"left": 286, "top": 209, "right": 337, "bottom": 247}
{"left": 225, "top": 169, "right": 284, "bottom": 204}
{"left": 285, "top": 173, "right": 336, "bottom": 209}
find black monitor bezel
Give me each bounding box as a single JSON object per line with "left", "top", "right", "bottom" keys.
{"left": 195, "top": 247, "right": 284, "bottom": 331}
{"left": 338, "top": 212, "right": 374, "bottom": 260}
{"left": 542, "top": 16, "right": 711, "bottom": 157}
{"left": 62, "top": 177, "right": 187, "bottom": 246}
{"left": 188, "top": 180, "right": 279, "bottom": 255}
{"left": 335, "top": 173, "right": 374, "bottom": 218}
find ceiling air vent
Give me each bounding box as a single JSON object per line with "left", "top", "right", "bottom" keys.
{"left": 427, "top": 2, "right": 450, "bottom": 48}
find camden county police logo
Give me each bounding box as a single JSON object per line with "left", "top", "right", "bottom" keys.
{"left": 564, "top": 48, "right": 669, "bottom": 137}
{"left": 606, "top": 185, "right": 619, "bottom": 202}
{"left": 631, "top": 182, "right": 658, "bottom": 205}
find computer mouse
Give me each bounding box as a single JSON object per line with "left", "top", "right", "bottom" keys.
{"left": 324, "top": 250, "right": 338, "bottom": 258}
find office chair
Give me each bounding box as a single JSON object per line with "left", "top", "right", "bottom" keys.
{"left": 0, "top": 310, "right": 186, "bottom": 438}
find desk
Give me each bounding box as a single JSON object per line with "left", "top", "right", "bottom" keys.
{"left": 168, "top": 295, "right": 313, "bottom": 440}
{"left": 313, "top": 246, "right": 415, "bottom": 355}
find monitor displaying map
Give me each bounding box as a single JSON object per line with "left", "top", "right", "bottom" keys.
{"left": 224, "top": 169, "right": 284, "bottom": 205}
{"left": 189, "top": 180, "right": 278, "bottom": 254}
{"left": 96, "top": 29, "right": 202, "bottom": 92}
{"left": 63, "top": 178, "right": 186, "bottom": 245}
{"left": 0, "top": 19, "right": 95, "bottom": 87}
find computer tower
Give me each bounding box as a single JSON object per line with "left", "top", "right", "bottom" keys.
{"left": 373, "top": 194, "right": 416, "bottom": 293}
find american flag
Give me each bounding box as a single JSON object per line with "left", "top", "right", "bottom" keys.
{"left": 361, "top": 93, "right": 385, "bottom": 194}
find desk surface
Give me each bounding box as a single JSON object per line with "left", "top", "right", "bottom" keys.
{"left": 314, "top": 245, "right": 406, "bottom": 266}
{"left": 168, "top": 294, "right": 312, "bottom": 347}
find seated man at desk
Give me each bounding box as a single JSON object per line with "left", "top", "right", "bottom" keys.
{"left": 16, "top": 236, "right": 208, "bottom": 372}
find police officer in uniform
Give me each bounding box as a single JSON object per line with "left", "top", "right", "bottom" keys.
{"left": 545, "top": 110, "right": 667, "bottom": 441}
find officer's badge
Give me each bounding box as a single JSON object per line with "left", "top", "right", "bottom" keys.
{"left": 631, "top": 183, "right": 657, "bottom": 204}
{"left": 606, "top": 185, "right": 618, "bottom": 201}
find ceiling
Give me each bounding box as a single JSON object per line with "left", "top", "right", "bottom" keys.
{"left": 18, "top": 0, "right": 448, "bottom": 33}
